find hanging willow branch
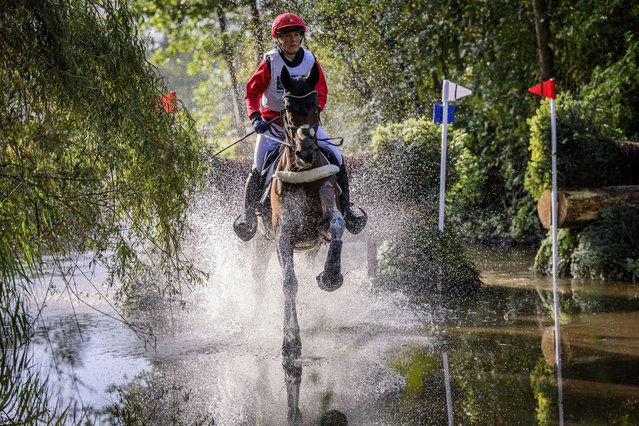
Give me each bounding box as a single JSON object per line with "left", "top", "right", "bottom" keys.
{"left": 1, "top": 0, "right": 206, "bottom": 422}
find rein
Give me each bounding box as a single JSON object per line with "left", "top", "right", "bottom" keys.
{"left": 211, "top": 116, "right": 280, "bottom": 157}
{"left": 281, "top": 90, "right": 343, "bottom": 147}
{"left": 210, "top": 90, "right": 343, "bottom": 158}
{"left": 282, "top": 90, "right": 317, "bottom": 100}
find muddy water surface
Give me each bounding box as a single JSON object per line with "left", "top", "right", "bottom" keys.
{"left": 32, "top": 245, "right": 639, "bottom": 425}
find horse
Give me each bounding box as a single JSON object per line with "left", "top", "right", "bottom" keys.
{"left": 269, "top": 63, "right": 346, "bottom": 358}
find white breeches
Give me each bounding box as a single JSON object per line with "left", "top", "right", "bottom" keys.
{"left": 252, "top": 123, "right": 343, "bottom": 172}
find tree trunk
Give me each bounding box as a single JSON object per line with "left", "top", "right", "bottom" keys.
{"left": 246, "top": 0, "right": 266, "bottom": 65}
{"left": 620, "top": 141, "right": 639, "bottom": 185}
{"left": 217, "top": 7, "right": 246, "bottom": 137}
{"left": 532, "top": 0, "right": 555, "bottom": 81}
{"left": 537, "top": 186, "right": 639, "bottom": 229}
{"left": 325, "top": 19, "right": 373, "bottom": 102}
{"left": 336, "top": 44, "right": 373, "bottom": 101}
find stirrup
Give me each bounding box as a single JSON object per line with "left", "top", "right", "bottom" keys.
{"left": 233, "top": 213, "right": 257, "bottom": 242}
{"left": 344, "top": 206, "right": 367, "bottom": 235}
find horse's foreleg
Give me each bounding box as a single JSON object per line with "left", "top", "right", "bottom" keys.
{"left": 317, "top": 183, "right": 346, "bottom": 292}
{"left": 277, "top": 234, "right": 301, "bottom": 358}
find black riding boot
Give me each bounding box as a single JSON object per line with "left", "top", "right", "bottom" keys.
{"left": 336, "top": 163, "right": 367, "bottom": 235}
{"left": 233, "top": 168, "right": 262, "bottom": 241}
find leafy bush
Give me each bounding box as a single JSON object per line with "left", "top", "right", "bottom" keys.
{"left": 361, "top": 116, "right": 480, "bottom": 296}
{"left": 579, "top": 36, "right": 639, "bottom": 138}
{"left": 365, "top": 116, "right": 466, "bottom": 209}
{"left": 533, "top": 229, "right": 578, "bottom": 277}
{"left": 525, "top": 92, "right": 623, "bottom": 200}
{"left": 376, "top": 213, "right": 481, "bottom": 297}
{"left": 534, "top": 205, "right": 639, "bottom": 282}
{"left": 571, "top": 205, "right": 639, "bottom": 281}
{"left": 530, "top": 358, "right": 558, "bottom": 426}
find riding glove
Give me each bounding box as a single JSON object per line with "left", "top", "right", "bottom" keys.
{"left": 252, "top": 115, "right": 270, "bottom": 134}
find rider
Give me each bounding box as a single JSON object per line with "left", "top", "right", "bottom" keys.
{"left": 234, "top": 12, "right": 366, "bottom": 242}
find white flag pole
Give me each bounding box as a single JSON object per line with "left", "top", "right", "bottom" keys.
{"left": 550, "top": 97, "right": 565, "bottom": 425}
{"left": 443, "top": 351, "right": 454, "bottom": 426}
{"left": 550, "top": 98, "right": 558, "bottom": 283}
{"left": 439, "top": 80, "right": 450, "bottom": 233}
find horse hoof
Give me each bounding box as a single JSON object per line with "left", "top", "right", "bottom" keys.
{"left": 288, "top": 409, "right": 303, "bottom": 426}
{"left": 316, "top": 271, "right": 343, "bottom": 292}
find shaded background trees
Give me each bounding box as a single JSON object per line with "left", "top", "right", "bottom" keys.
{"left": 133, "top": 0, "right": 639, "bottom": 243}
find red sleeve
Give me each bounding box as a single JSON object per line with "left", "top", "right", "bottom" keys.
{"left": 315, "top": 60, "right": 328, "bottom": 112}
{"left": 245, "top": 60, "right": 270, "bottom": 120}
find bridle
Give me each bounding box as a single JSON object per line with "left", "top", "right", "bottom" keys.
{"left": 259, "top": 90, "right": 344, "bottom": 149}
{"left": 281, "top": 90, "right": 321, "bottom": 148}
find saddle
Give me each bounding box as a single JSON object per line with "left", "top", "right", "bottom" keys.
{"left": 258, "top": 145, "right": 340, "bottom": 206}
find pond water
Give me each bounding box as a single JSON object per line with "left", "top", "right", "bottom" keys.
{"left": 30, "top": 242, "right": 639, "bottom": 425}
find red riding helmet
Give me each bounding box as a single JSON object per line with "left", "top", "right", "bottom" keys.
{"left": 271, "top": 13, "right": 306, "bottom": 38}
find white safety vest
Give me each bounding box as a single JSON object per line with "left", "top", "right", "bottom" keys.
{"left": 261, "top": 48, "right": 316, "bottom": 112}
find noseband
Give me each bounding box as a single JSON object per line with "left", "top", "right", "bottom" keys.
{"left": 281, "top": 90, "right": 321, "bottom": 146}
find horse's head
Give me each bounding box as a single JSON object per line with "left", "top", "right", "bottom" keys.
{"left": 281, "top": 63, "right": 321, "bottom": 170}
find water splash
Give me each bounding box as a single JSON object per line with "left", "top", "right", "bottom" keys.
{"left": 175, "top": 173, "right": 437, "bottom": 358}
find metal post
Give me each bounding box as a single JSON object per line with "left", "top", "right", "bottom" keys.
{"left": 438, "top": 80, "right": 450, "bottom": 293}
{"left": 439, "top": 80, "right": 450, "bottom": 233}
{"left": 550, "top": 97, "right": 564, "bottom": 425}
{"left": 443, "top": 351, "right": 454, "bottom": 426}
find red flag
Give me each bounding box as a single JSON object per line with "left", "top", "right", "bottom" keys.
{"left": 528, "top": 79, "right": 556, "bottom": 99}
{"left": 161, "top": 91, "right": 178, "bottom": 113}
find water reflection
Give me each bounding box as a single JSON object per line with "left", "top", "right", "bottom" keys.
{"left": 29, "top": 247, "right": 639, "bottom": 424}
{"left": 282, "top": 356, "right": 350, "bottom": 426}
{"left": 283, "top": 357, "right": 303, "bottom": 425}
{"left": 31, "top": 312, "right": 151, "bottom": 413}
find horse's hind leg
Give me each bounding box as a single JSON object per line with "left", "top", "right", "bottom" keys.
{"left": 317, "top": 211, "right": 346, "bottom": 292}
{"left": 277, "top": 235, "right": 301, "bottom": 358}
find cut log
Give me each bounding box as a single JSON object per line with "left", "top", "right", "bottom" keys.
{"left": 537, "top": 186, "right": 639, "bottom": 229}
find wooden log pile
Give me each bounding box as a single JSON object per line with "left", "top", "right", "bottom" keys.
{"left": 537, "top": 186, "right": 639, "bottom": 229}
{"left": 536, "top": 141, "right": 639, "bottom": 229}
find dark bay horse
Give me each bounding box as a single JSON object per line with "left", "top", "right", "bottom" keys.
{"left": 271, "top": 63, "right": 346, "bottom": 357}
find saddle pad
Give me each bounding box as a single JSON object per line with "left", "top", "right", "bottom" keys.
{"left": 274, "top": 164, "right": 339, "bottom": 183}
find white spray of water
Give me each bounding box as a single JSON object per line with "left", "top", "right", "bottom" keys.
{"left": 177, "top": 180, "right": 435, "bottom": 359}
{"left": 26, "top": 170, "right": 442, "bottom": 423}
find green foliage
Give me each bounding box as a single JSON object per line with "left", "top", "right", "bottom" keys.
{"left": 510, "top": 196, "right": 543, "bottom": 240}
{"left": 132, "top": 0, "right": 265, "bottom": 140}
{"left": 534, "top": 229, "right": 578, "bottom": 277}
{"left": 366, "top": 116, "right": 466, "bottom": 207}
{"left": 390, "top": 347, "right": 439, "bottom": 397}
{"left": 580, "top": 35, "right": 639, "bottom": 139}
{"left": 525, "top": 92, "right": 623, "bottom": 200}
{"left": 376, "top": 214, "right": 482, "bottom": 297}
{"left": 103, "top": 370, "right": 215, "bottom": 425}
{"left": 571, "top": 205, "right": 639, "bottom": 281}
{"left": 362, "top": 116, "right": 480, "bottom": 295}
{"left": 1, "top": 0, "right": 205, "bottom": 421}
{"left": 1, "top": 0, "right": 204, "bottom": 294}
{"left": 530, "top": 358, "right": 558, "bottom": 426}
{"left": 534, "top": 205, "right": 639, "bottom": 282}
{"left": 552, "top": 1, "right": 639, "bottom": 140}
